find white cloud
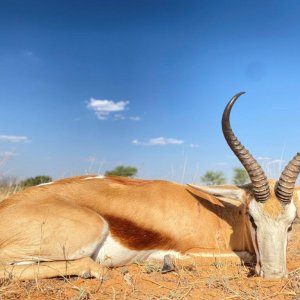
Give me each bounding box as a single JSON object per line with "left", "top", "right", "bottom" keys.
{"left": 132, "top": 137, "right": 184, "bottom": 146}
{"left": 0, "top": 150, "right": 17, "bottom": 158}
{"left": 87, "top": 98, "right": 129, "bottom": 120}
{"left": 150, "top": 137, "right": 183, "bottom": 145}
{"left": 113, "top": 114, "right": 126, "bottom": 120}
{"left": 189, "top": 143, "right": 200, "bottom": 148}
{"left": 129, "top": 116, "right": 141, "bottom": 121}
{"left": 0, "top": 135, "right": 30, "bottom": 143}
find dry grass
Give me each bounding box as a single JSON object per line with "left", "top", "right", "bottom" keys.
{"left": 0, "top": 185, "right": 21, "bottom": 202}
{"left": 0, "top": 184, "right": 23, "bottom": 202}
{"left": 0, "top": 226, "right": 300, "bottom": 300}
{"left": 0, "top": 260, "right": 299, "bottom": 299}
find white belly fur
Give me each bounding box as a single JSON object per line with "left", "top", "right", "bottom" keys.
{"left": 93, "top": 233, "right": 253, "bottom": 267}
{"left": 93, "top": 234, "right": 183, "bottom": 267}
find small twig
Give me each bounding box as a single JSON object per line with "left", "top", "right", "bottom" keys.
{"left": 262, "top": 290, "right": 296, "bottom": 300}
{"left": 142, "top": 278, "right": 173, "bottom": 290}
{"left": 178, "top": 285, "right": 194, "bottom": 300}
{"left": 111, "top": 286, "right": 116, "bottom": 300}
{"left": 289, "top": 267, "right": 300, "bottom": 275}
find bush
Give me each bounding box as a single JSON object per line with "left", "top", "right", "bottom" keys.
{"left": 201, "top": 171, "right": 226, "bottom": 185}
{"left": 105, "top": 166, "right": 137, "bottom": 177}
{"left": 233, "top": 167, "right": 250, "bottom": 185}
{"left": 21, "top": 175, "right": 52, "bottom": 187}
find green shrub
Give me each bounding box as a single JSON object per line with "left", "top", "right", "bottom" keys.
{"left": 105, "top": 166, "right": 137, "bottom": 177}
{"left": 21, "top": 175, "right": 52, "bottom": 187}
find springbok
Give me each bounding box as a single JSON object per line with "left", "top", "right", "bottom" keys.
{"left": 0, "top": 92, "right": 299, "bottom": 280}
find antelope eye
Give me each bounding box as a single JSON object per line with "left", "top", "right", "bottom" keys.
{"left": 288, "top": 225, "right": 293, "bottom": 232}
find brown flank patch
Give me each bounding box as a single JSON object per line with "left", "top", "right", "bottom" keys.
{"left": 103, "top": 214, "right": 178, "bottom": 251}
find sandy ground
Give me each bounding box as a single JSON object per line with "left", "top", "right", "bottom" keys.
{"left": 0, "top": 223, "right": 300, "bottom": 300}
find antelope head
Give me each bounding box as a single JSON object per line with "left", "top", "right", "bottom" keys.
{"left": 222, "top": 92, "right": 299, "bottom": 279}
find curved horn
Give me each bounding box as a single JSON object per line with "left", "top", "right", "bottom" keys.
{"left": 222, "top": 92, "right": 270, "bottom": 202}
{"left": 276, "top": 153, "right": 300, "bottom": 204}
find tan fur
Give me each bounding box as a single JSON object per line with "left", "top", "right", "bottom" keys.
{"left": 262, "top": 181, "right": 284, "bottom": 218}
{"left": 0, "top": 257, "right": 102, "bottom": 280}
{"left": 0, "top": 175, "right": 254, "bottom": 279}
{"left": 293, "top": 186, "right": 300, "bottom": 217}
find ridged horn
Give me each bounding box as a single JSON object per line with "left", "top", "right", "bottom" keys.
{"left": 276, "top": 153, "right": 300, "bottom": 204}
{"left": 222, "top": 92, "right": 270, "bottom": 202}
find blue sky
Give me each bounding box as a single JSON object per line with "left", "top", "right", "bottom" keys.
{"left": 1, "top": 0, "right": 300, "bottom": 183}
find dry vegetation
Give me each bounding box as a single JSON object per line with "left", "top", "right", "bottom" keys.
{"left": 1, "top": 189, "right": 300, "bottom": 299}
{"left": 0, "top": 185, "right": 21, "bottom": 202}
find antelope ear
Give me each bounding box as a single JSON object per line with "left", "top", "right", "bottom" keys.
{"left": 293, "top": 187, "right": 300, "bottom": 218}
{"left": 187, "top": 183, "right": 247, "bottom": 203}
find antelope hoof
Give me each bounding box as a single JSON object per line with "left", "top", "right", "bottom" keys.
{"left": 161, "top": 255, "right": 175, "bottom": 273}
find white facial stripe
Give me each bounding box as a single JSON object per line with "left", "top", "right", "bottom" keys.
{"left": 249, "top": 200, "right": 296, "bottom": 224}
{"left": 248, "top": 200, "right": 296, "bottom": 278}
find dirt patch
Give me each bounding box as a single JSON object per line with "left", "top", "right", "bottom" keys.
{"left": 1, "top": 225, "right": 300, "bottom": 299}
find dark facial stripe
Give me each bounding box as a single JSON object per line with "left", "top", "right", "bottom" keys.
{"left": 249, "top": 215, "right": 257, "bottom": 231}
{"left": 248, "top": 215, "right": 261, "bottom": 271}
